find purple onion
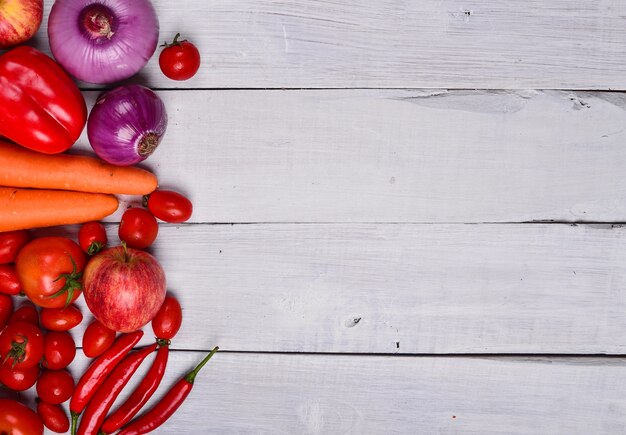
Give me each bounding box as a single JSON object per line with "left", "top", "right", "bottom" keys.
{"left": 47, "top": 0, "right": 159, "bottom": 84}
{"left": 87, "top": 84, "right": 167, "bottom": 166}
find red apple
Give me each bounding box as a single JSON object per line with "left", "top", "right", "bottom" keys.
{"left": 83, "top": 245, "right": 166, "bottom": 332}
{"left": 0, "top": 0, "right": 43, "bottom": 49}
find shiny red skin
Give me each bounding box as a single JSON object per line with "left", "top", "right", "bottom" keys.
{"left": 0, "top": 46, "right": 87, "bottom": 153}
{"left": 101, "top": 344, "right": 169, "bottom": 433}
{"left": 9, "top": 300, "right": 39, "bottom": 326}
{"left": 36, "top": 369, "right": 74, "bottom": 404}
{"left": 37, "top": 400, "right": 69, "bottom": 433}
{"left": 0, "top": 0, "right": 43, "bottom": 49}
{"left": 152, "top": 295, "right": 182, "bottom": 340}
{"left": 0, "top": 398, "right": 44, "bottom": 435}
{"left": 0, "top": 294, "right": 12, "bottom": 331}
{"left": 83, "top": 246, "right": 166, "bottom": 332}
{"left": 159, "top": 38, "right": 200, "bottom": 81}
{"left": 0, "top": 320, "right": 44, "bottom": 369}
{"left": 0, "top": 264, "right": 21, "bottom": 295}
{"left": 16, "top": 236, "right": 86, "bottom": 308}
{"left": 118, "top": 208, "right": 158, "bottom": 249}
{"left": 78, "top": 221, "right": 107, "bottom": 255}
{"left": 43, "top": 331, "right": 76, "bottom": 370}
{"left": 78, "top": 343, "right": 157, "bottom": 435}
{"left": 71, "top": 331, "right": 143, "bottom": 415}
{"left": 146, "top": 190, "right": 193, "bottom": 223}
{"left": 40, "top": 304, "right": 83, "bottom": 331}
{"left": 0, "top": 229, "right": 30, "bottom": 264}
{"left": 0, "top": 361, "right": 39, "bottom": 391}
{"left": 82, "top": 319, "right": 116, "bottom": 358}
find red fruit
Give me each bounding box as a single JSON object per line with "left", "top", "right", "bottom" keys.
{"left": 10, "top": 300, "right": 39, "bottom": 326}
{"left": 118, "top": 208, "right": 158, "bottom": 249}
{"left": 82, "top": 319, "right": 116, "bottom": 358}
{"left": 37, "top": 400, "right": 70, "bottom": 433}
{"left": 0, "top": 398, "right": 43, "bottom": 434}
{"left": 83, "top": 245, "right": 166, "bottom": 332}
{"left": 43, "top": 331, "right": 76, "bottom": 370}
{"left": 0, "top": 229, "right": 30, "bottom": 264}
{"left": 151, "top": 295, "right": 182, "bottom": 340}
{"left": 0, "top": 0, "right": 43, "bottom": 49}
{"left": 36, "top": 369, "right": 74, "bottom": 404}
{"left": 0, "top": 362, "right": 39, "bottom": 391}
{"left": 40, "top": 304, "right": 83, "bottom": 331}
{"left": 0, "top": 264, "right": 21, "bottom": 295}
{"left": 0, "top": 294, "right": 12, "bottom": 330}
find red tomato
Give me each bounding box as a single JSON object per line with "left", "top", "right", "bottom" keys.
{"left": 0, "top": 362, "right": 40, "bottom": 391}
{"left": 36, "top": 369, "right": 74, "bottom": 404}
{"left": 0, "top": 321, "right": 43, "bottom": 369}
{"left": 78, "top": 221, "right": 107, "bottom": 255}
{"left": 0, "top": 399, "right": 43, "bottom": 435}
{"left": 118, "top": 208, "right": 158, "bottom": 249}
{"left": 0, "top": 230, "right": 30, "bottom": 264}
{"left": 43, "top": 331, "right": 76, "bottom": 370}
{"left": 15, "top": 237, "right": 86, "bottom": 308}
{"left": 0, "top": 294, "right": 12, "bottom": 331}
{"left": 37, "top": 400, "right": 69, "bottom": 434}
{"left": 151, "top": 295, "right": 183, "bottom": 340}
{"left": 158, "top": 33, "right": 201, "bottom": 81}
{"left": 10, "top": 300, "right": 39, "bottom": 326}
{"left": 82, "top": 319, "right": 116, "bottom": 358}
{"left": 40, "top": 305, "right": 83, "bottom": 331}
{"left": 0, "top": 264, "right": 22, "bottom": 296}
{"left": 146, "top": 190, "right": 193, "bottom": 223}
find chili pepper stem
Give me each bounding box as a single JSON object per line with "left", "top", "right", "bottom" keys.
{"left": 185, "top": 346, "right": 219, "bottom": 384}
{"left": 71, "top": 411, "right": 80, "bottom": 435}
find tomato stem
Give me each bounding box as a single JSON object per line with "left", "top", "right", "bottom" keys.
{"left": 87, "top": 241, "right": 104, "bottom": 256}
{"left": 160, "top": 32, "right": 187, "bottom": 48}
{"left": 3, "top": 334, "right": 28, "bottom": 368}
{"left": 51, "top": 254, "right": 82, "bottom": 307}
{"left": 184, "top": 346, "right": 219, "bottom": 384}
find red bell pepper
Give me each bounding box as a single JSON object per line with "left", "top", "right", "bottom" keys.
{"left": 0, "top": 46, "right": 86, "bottom": 154}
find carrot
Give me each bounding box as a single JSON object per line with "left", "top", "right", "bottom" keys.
{"left": 0, "top": 187, "right": 119, "bottom": 232}
{"left": 0, "top": 141, "right": 157, "bottom": 195}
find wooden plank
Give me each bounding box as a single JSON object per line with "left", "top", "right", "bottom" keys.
{"left": 10, "top": 352, "right": 626, "bottom": 434}
{"left": 32, "top": 1, "right": 626, "bottom": 90}
{"left": 39, "top": 223, "right": 626, "bottom": 354}
{"left": 74, "top": 89, "right": 626, "bottom": 223}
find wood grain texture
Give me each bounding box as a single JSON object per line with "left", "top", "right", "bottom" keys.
{"left": 75, "top": 89, "right": 626, "bottom": 223}
{"left": 11, "top": 352, "right": 626, "bottom": 435}
{"left": 38, "top": 223, "right": 626, "bottom": 354}
{"left": 32, "top": 1, "right": 626, "bottom": 89}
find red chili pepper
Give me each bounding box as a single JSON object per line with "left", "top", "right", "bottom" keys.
{"left": 69, "top": 330, "right": 143, "bottom": 435}
{"left": 0, "top": 46, "right": 87, "bottom": 154}
{"left": 77, "top": 343, "right": 156, "bottom": 435}
{"left": 100, "top": 341, "right": 169, "bottom": 434}
{"left": 117, "top": 346, "right": 218, "bottom": 435}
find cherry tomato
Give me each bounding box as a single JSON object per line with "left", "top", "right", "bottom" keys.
{"left": 151, "top": 295, "right": 183, "bottom": 340}
{"left": 145, "top": 190, "right": 193, "bottom": 223}
{"left": 0, "top": 321, "right": 44, "bottom": 369}
{"left": 40, "top": 305, "right": 83, "bottom": 331}
{"left": 0, "top": 398, "right": 44, "bottom": 435}
{"left": 78, "top": 221, "right": 107, "bottom": 255}
{"left": 9, "top": 300, "right": 39, "bottom": 326}
{"left": 42, "top": 331, "right": 76, "bottom": 370}
{"left": 118, "top": 208, "right": 159, "bottom": 249}
{"left": 36, "top": 369, "right": 74, "bottom": 404}
{"left": 158, "top": 33, "right": 201, "bottom": 81}
{"left": 0, "top": 362, "right": 40, "bottom": 391}
{"left": 0, "top": 294, "right": 12, "bottom": 331}
{"left": 37, "top": 400, "right": 70, "bottom": 434}
{"left": 82, "top": 319, "right": 116, "bottom": 358}
{"left": 0, "top": 264, "right": 21, "bottom": 296}
{"left": 15, "top": 237, "right": 86, "bottom": 308}
{"left": 0, "top": 230, "right": 30, "bottom": 264}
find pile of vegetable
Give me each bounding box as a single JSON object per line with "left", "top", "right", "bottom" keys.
{"left": 0, "top": 0, "right": 213, "bottom": 434}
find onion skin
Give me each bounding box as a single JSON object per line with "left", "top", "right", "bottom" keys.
{"left": 88, "top": 84, "right": 168, "bottom": 166}
{"left": 83, "top": 246, "right": 166, "bottom": 332}
{"left": 47, "top": 0, "right": 159, "bottom": 84}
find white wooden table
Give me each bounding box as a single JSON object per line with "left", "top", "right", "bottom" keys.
{"left": 22, "top": 0, "right": 626, "bottom": 433}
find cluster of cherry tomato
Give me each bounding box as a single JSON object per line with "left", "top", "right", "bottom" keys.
{"left": 0, "top": 189, "right": 191, "bottom": 433}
